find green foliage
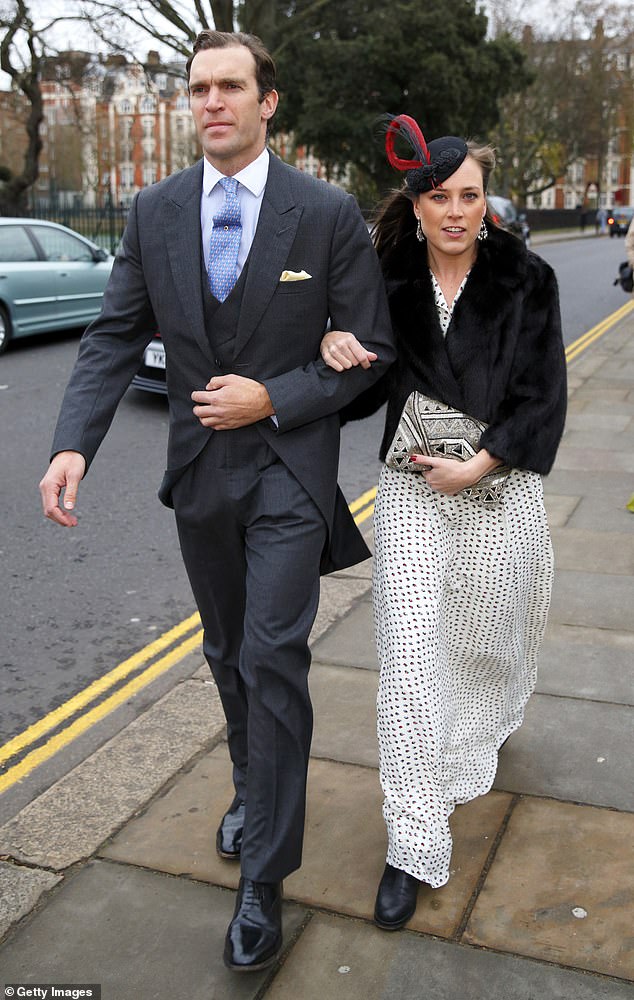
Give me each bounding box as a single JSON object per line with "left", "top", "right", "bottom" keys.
{"left": 273, "top": 0, "right": 529, "bottom": 201}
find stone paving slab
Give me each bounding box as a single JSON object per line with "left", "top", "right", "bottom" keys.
{"left": 0, "top": 860, "right": 62, "bottom": 941}
{"left": 310, "top": 662, "right": 380, "bottom": 767}
{"left": 595, "top": 358, "right": 634, "bottom": 382}
{"left": 572, "top": 386, "right": 631, "bottom": 403}
{"left": 560, "top": 428, "right": 633, "bottom": 451}
{"left": 311, "top": 598, "right": 377, "bottom": 670}
{"left": 0, "top": 859, "right": 307, "bottom": 999}
{"left": 265, "top": 912, "right": 632, "bottom": 1000}
{"left": 553, "top": 445, "right": 634, "bottom": 474}
{"left": 564, "top": 493, "right": 634, "bottom": 534}
{"left": 464, "top": 797, "right": 634, "bottom": 981}
{"left": 310, "top": 573, "right": 372, "bottom": 644}
{"left": 496, "top": 695, "right": 634, "bottom": 811}
{"left": 544, "top": 467, "right": 634, "bottom": 500}
{"left": 571, "top": 398, "right": 634, "bottom": 415}
{"left": 549, "top": 570, "right": 634, "bottom": 632}
{"left": 101, "top": 750, "right": 512, "bottom": 939}
{"left": 0, "top": 679, "right": 226, "bottom": 870}
{"left": 537, "top": 624, "right": 634, "bottom": 705}
{"left": 543, "top": 493, "right": 581, "bottom": 527}
{"left": 550, "top": 527, "right": 634, "bottom": 574}
{"left": 563, "top": 412, "right": 631, "bottom": 432}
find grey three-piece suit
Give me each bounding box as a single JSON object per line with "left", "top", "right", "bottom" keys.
{"left": 51, "top": 152, "right": 395, "bottom": 881}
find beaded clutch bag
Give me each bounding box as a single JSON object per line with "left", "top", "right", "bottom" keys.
{"left": 385, "top": 392, "right": 511, "bottom": 507}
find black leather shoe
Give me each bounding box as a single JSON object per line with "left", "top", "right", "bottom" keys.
{"left": 216, "top": 799, "right": 245, "bottom": 860}
{"left": 374, "top": 863, "right": 420, "bottom": 930}
{"left": 223, "top": 878, "right": 283, "bottom": 972}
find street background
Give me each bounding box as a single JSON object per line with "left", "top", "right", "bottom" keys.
{"left": 0, "top": 229, "right": 633, "bottom": 998}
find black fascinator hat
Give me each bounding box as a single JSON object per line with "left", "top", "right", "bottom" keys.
{"left": 385, "top": 114, "right": 468, "bottom": 194}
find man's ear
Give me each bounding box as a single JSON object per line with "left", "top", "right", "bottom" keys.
{"left": 261, "top": 89, "right": 279, "bottom": 121}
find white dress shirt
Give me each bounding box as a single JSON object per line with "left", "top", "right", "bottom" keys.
{"left": 201, "top": 147, "right": 270, "bottom": 275}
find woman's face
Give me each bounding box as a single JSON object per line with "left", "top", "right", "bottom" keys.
{"left": 414, "top": 155, "right": 486, "bottom": 258}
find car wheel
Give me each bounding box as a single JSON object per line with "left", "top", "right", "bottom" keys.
{"left": 0, "top": 303, "right": 11, "bottom": 355}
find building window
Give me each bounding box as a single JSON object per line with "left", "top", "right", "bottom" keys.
{"left": 119, "top": 99, "right": 132, "bottom": 114}
{"left": 120, "top": 164, "right": 134, "bottom": 188}
{"left": 140, "top": 96, "right": 156, "bottom": 113}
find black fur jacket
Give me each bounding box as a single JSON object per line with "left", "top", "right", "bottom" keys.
{"left": 346, "top": 224, "right": 567, "bottom": 475}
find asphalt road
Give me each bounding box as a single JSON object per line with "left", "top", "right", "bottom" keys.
{"left": 0, "top": 232, "right": 629, "bottom": 749}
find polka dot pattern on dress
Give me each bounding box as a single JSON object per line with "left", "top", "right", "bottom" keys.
{"left": 373, "top": 464, "right": 553, "bottom": 887}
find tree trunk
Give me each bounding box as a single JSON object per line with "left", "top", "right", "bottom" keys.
{"left": 0, "top": 1, "right": 44, "bottom": 215}
{"left": 209, "top": 0, "right": 235, "bottom": 31}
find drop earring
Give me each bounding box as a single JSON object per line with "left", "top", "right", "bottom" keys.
{"left": 477, "top": 217, "right": 488, "bottom": 241}
{"left": 416, "top": 218, "right": 426, "bottom": 243}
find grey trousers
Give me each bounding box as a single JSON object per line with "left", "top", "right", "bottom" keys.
{"left": 172, "top": 425, "right": 327, "bottom": 883}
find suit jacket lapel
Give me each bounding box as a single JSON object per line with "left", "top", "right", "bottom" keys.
{"left": 233, "top": 155, "right": 303, "bottom": 358}
{"left": 161, "top": 160, "right": 215, "bottom": 365}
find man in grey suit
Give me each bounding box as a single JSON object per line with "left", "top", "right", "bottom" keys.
{"left": 39, "top": 30, "right": 394, "bottom": 972}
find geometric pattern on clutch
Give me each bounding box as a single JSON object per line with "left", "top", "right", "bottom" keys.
{"left": 386, "top": 392, "right": 511, "bottom": 506}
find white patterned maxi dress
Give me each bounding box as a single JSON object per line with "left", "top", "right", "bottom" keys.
{"left": 373, "top": 273, "right": 554, "bottom": 888}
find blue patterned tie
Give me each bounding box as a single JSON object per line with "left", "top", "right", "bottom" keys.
{"left": 207, "top": 177, "right": 242, "bottom": 302}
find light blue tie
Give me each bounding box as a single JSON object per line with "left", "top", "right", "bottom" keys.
{"left": 207, "top": 177, "right": 242, "bottom": 302}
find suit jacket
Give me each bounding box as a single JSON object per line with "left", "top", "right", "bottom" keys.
{"left": 341, "top": 225, "right": 567, "bottom": 475}
{"left": 51, "top": 153, "right": 396, "bottom": 571}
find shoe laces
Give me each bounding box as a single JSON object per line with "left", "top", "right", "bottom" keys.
{"left": 241, "top": 878, "right": 266, "bottom": 905}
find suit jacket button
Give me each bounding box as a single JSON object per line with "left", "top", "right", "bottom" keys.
{"left": 215, "top": 357, "right": 222, "bottom": 367}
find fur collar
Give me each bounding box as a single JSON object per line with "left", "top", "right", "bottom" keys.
{"left": 381, "top": 223, "right": 529, "bottom": 303}
{"left": 380, "top": 225, "right": 532, "bottom": 416}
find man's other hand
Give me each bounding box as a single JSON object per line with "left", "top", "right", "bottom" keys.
{"left": 192, "top": 374, "right": 275, "bottom": 430}
{"left": 39, "top": 451, "right": 87, "bottom": 527}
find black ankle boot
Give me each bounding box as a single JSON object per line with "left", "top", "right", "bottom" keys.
{"left": 374, "top": 863, "right": 420, "bottom": 930}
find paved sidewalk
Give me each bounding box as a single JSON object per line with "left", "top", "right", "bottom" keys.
{"left": 1, "top": 307, "right": 633, "bottom": 999}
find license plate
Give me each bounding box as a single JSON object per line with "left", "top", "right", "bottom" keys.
{"left": 144, "top": 342, "right": 165, "bottom": 369}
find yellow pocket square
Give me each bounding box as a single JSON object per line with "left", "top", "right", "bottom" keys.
{"left": 280, "top": 269, "right": 312, "bottom": 282}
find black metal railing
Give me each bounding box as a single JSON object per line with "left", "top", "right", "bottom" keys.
{"left": 24, "top": 202, "right": 130, "bottom": 254}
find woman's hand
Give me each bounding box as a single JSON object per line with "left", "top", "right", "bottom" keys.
{"left": 409, "top": 449, "right": 503, "bottom": 495}
{"left": 320, "top": 330, "right": 378, "bottom": 371}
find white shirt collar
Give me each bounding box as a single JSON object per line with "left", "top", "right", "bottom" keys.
{"left": 202, "top": 147, "right": 270, "bottom": 197}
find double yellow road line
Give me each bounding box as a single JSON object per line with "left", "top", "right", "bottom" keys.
{"left": 565, "top": 299, "right": 634, "bottom": 362}
{"left": 1, "top": 300, "right": 631, "bottom": 794}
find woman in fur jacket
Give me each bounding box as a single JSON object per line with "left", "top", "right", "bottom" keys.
{"left": 320, "top": 116, "right": 567, "bottom": 931}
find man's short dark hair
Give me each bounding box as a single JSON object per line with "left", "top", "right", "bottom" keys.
{"left": 186, "top": 30, "right": 277, "bottom": 102}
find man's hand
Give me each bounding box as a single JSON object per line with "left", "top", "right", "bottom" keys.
{"left": 39, "top": 451, "right": 87, "bottom": 527}
{"left": 320, "top": 330, "right": 378, "bottom": 371}
{"left": 192, "top": 374, "right": 275, "bottom": 430}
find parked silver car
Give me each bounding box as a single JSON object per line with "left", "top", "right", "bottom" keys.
{"left": 486, "top": 195, "right": 531, "bottom": 248}
{"left": 0, "top": 218, "right": 113, "bottom": 354}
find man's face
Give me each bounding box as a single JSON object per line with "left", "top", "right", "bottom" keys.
{"left": 189, "top": 44, "right": 278, "bottom": 175}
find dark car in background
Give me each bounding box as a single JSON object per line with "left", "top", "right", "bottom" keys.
{"left": 132, "top": 332, "right": 167, "bottom": 394}
{"left": 487, "top": 195, "right": 531, "bottom": 248}
{"left": 607, "top": 206, "right": 634, "bottom": 237}
{"left": 0, "top": 218, "right": 113, "bottom": 354}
